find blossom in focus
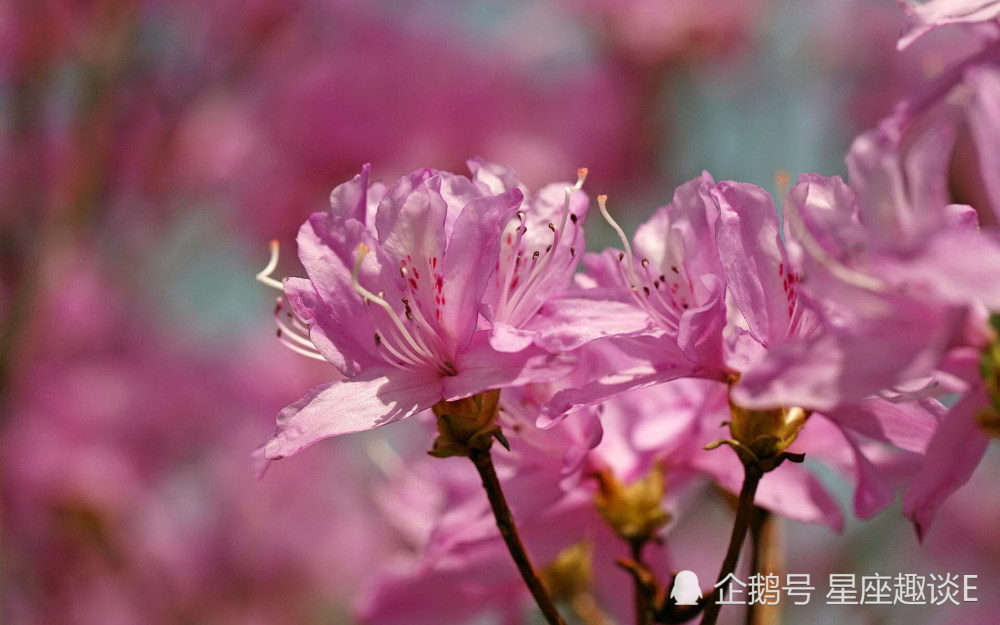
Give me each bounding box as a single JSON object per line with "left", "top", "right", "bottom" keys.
{"left": 256, "top": 162, "right": 586, "bottom": 469}
{"left": 530, "top": 173, "right": 946, "bottom": 522}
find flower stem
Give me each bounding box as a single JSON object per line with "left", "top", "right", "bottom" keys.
{"left": 699, "top": 463, "right": 763, "bottom": 625}
{"left": 630, "top": 539, "right": 653, "bottom": 625}
{"left": 747, "top": 508, "right": 781, "bottom": 625}
{"left": 468, "top": 447, "right": 568, "bottom": 625}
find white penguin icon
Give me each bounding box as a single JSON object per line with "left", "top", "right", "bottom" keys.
{"left": 670, "top": 570, "right": 703, "bottom": 605}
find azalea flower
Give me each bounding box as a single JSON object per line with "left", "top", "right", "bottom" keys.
{"left": 255, "top": 163, "right": 585, "bottom": 470}
{"left": 531, "top": 174, "right": 945, "bottom": 521}
{"left": 735, "top": 172, "right": 1000, "bottom": 536}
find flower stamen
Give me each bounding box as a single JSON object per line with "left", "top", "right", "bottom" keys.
{"left": 256, "top": 240, "right": 284, "bottom": 291}
{"left": 351, "top": 243, "right": 445, "bottom": 369}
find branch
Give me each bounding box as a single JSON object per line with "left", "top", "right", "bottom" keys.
{"left": 468, "top": 447, "right": 568, "bottom": 625}
{"left": 699, "top": 463, "right": 763, "bottom": 625}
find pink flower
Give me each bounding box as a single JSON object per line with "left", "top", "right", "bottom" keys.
{"left": 734, "top": 172, "right": 1000, "bottom": 535}
{"left": 256, "top": 163, "right": 580, "bottom": 469}
{"left": 533, "top": 175, "right": 946, "bottom": 521}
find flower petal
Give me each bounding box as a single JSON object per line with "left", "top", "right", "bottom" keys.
{"left": 713, "top": 182, "right": 790, "bottom": 346}
{"left": 440, "top": 188, "right": 523, "bottom": 350}
{"left": 254, "top": 366, "right": 442, "bottom": 475}
{"left": 827, "top": 398, "right": 944, "bottom": 453}
{"left": 903, "top": 389, "right": 991, "bottom": 540}
{"left": 442, "top": 331, "right": 575, "bottom": 401}
{"left": 328, "top": 163, "right": 371, "bottom": 222}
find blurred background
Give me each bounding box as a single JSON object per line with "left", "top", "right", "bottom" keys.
{"left": 1, "top": 0, "right": 996, "bottom": 623}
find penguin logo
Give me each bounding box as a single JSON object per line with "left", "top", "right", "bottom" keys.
{"left": 670, "top": 570, "right": 702, "bottom": 605}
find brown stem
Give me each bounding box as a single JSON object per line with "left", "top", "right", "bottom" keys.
{"left": 631, "top": 540, "right": 653, "bottom": 625}
{"left": 468, "top": 448, "right": 568, "bottom": 625}
{"left": 747, "top": 508, "right": 782, "bottom": 625}
{"left": 699, "top": 464, "right": 763, "bottom": 625}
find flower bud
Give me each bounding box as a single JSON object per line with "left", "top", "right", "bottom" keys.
{"left": 594, "top": 465, "right": 670, "bottom": 545}
{"left": 540, "top": 542, "right": 593, "bottom": 602}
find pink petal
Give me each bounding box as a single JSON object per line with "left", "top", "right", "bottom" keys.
{"left": 712, "top": 182, "right": 790, "bottom": 346}
{"left": 488, "top": 321, "right": 535, "bottom": 353}
{"left": 903, "top": 389, "right": 992, "bottom": 540}
{"left": 676, "top": 273, "right": 727, "bottom": 372}
{"left": 254, "top": 366, "right": 442, "bottom": 475}
{"left": 328, "top": 163, "right": 371, "bottom": 222}
{"left": 527, "top": 292, "right": 654, "bottom": 353}
{"left": 966, "top": 64, "right": 1000, "bottom": 221}
{"left": 440, "top": 188, "right": 523, "bottom": 350}
{"left": 442, "top": 331, "right": 574, "bottom": 401}
{"left": 827, "top": 398, "right": 944, "bottom": 454}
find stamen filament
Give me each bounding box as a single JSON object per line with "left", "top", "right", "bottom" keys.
{"left": 598, "top": 195, "right": 638, "bottom": 286}
{"left": 502, "top": 168, "right": 588, "bottom": 321}
{"left": 351, "top": 243, "right": 441, "bottom": 366}
{"left": 274, "top": 304, "right": 319, "bottom": 350}
{"left": 256, "top": 240, "right": 285, "bottom": 291}
{"left": 277, "top": 333, "right": 327, "bottom": 361}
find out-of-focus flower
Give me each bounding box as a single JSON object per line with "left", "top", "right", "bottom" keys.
{"left": 562, "top": 0, "right": 767, "bottom": 67}
{"left": 896, "top": 0, "right": 1000, "bottom": 49}
{"left": 0, "top": 246, "right": 393, "bottom": 624}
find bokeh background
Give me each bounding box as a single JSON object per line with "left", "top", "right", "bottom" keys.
{"left": 2, "top": 0, "right": 997, "bottom": 623}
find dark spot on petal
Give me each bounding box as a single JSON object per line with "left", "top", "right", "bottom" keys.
{"left": 570, "top": 214, "right": 578, "bottom": 224}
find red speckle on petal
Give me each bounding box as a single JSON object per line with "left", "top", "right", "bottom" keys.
{"left": 412, "top": 268, "right": 420, "bottom": 280}
{"left": 435, "top": 276, "right": 443, "bottom": 291}
{"left": 409, "top": 278, "right": 419, "bottom": 290}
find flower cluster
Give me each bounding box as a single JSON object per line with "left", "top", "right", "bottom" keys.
{"left": 257, "top": 2, "right": 1000, "bottom": 623}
